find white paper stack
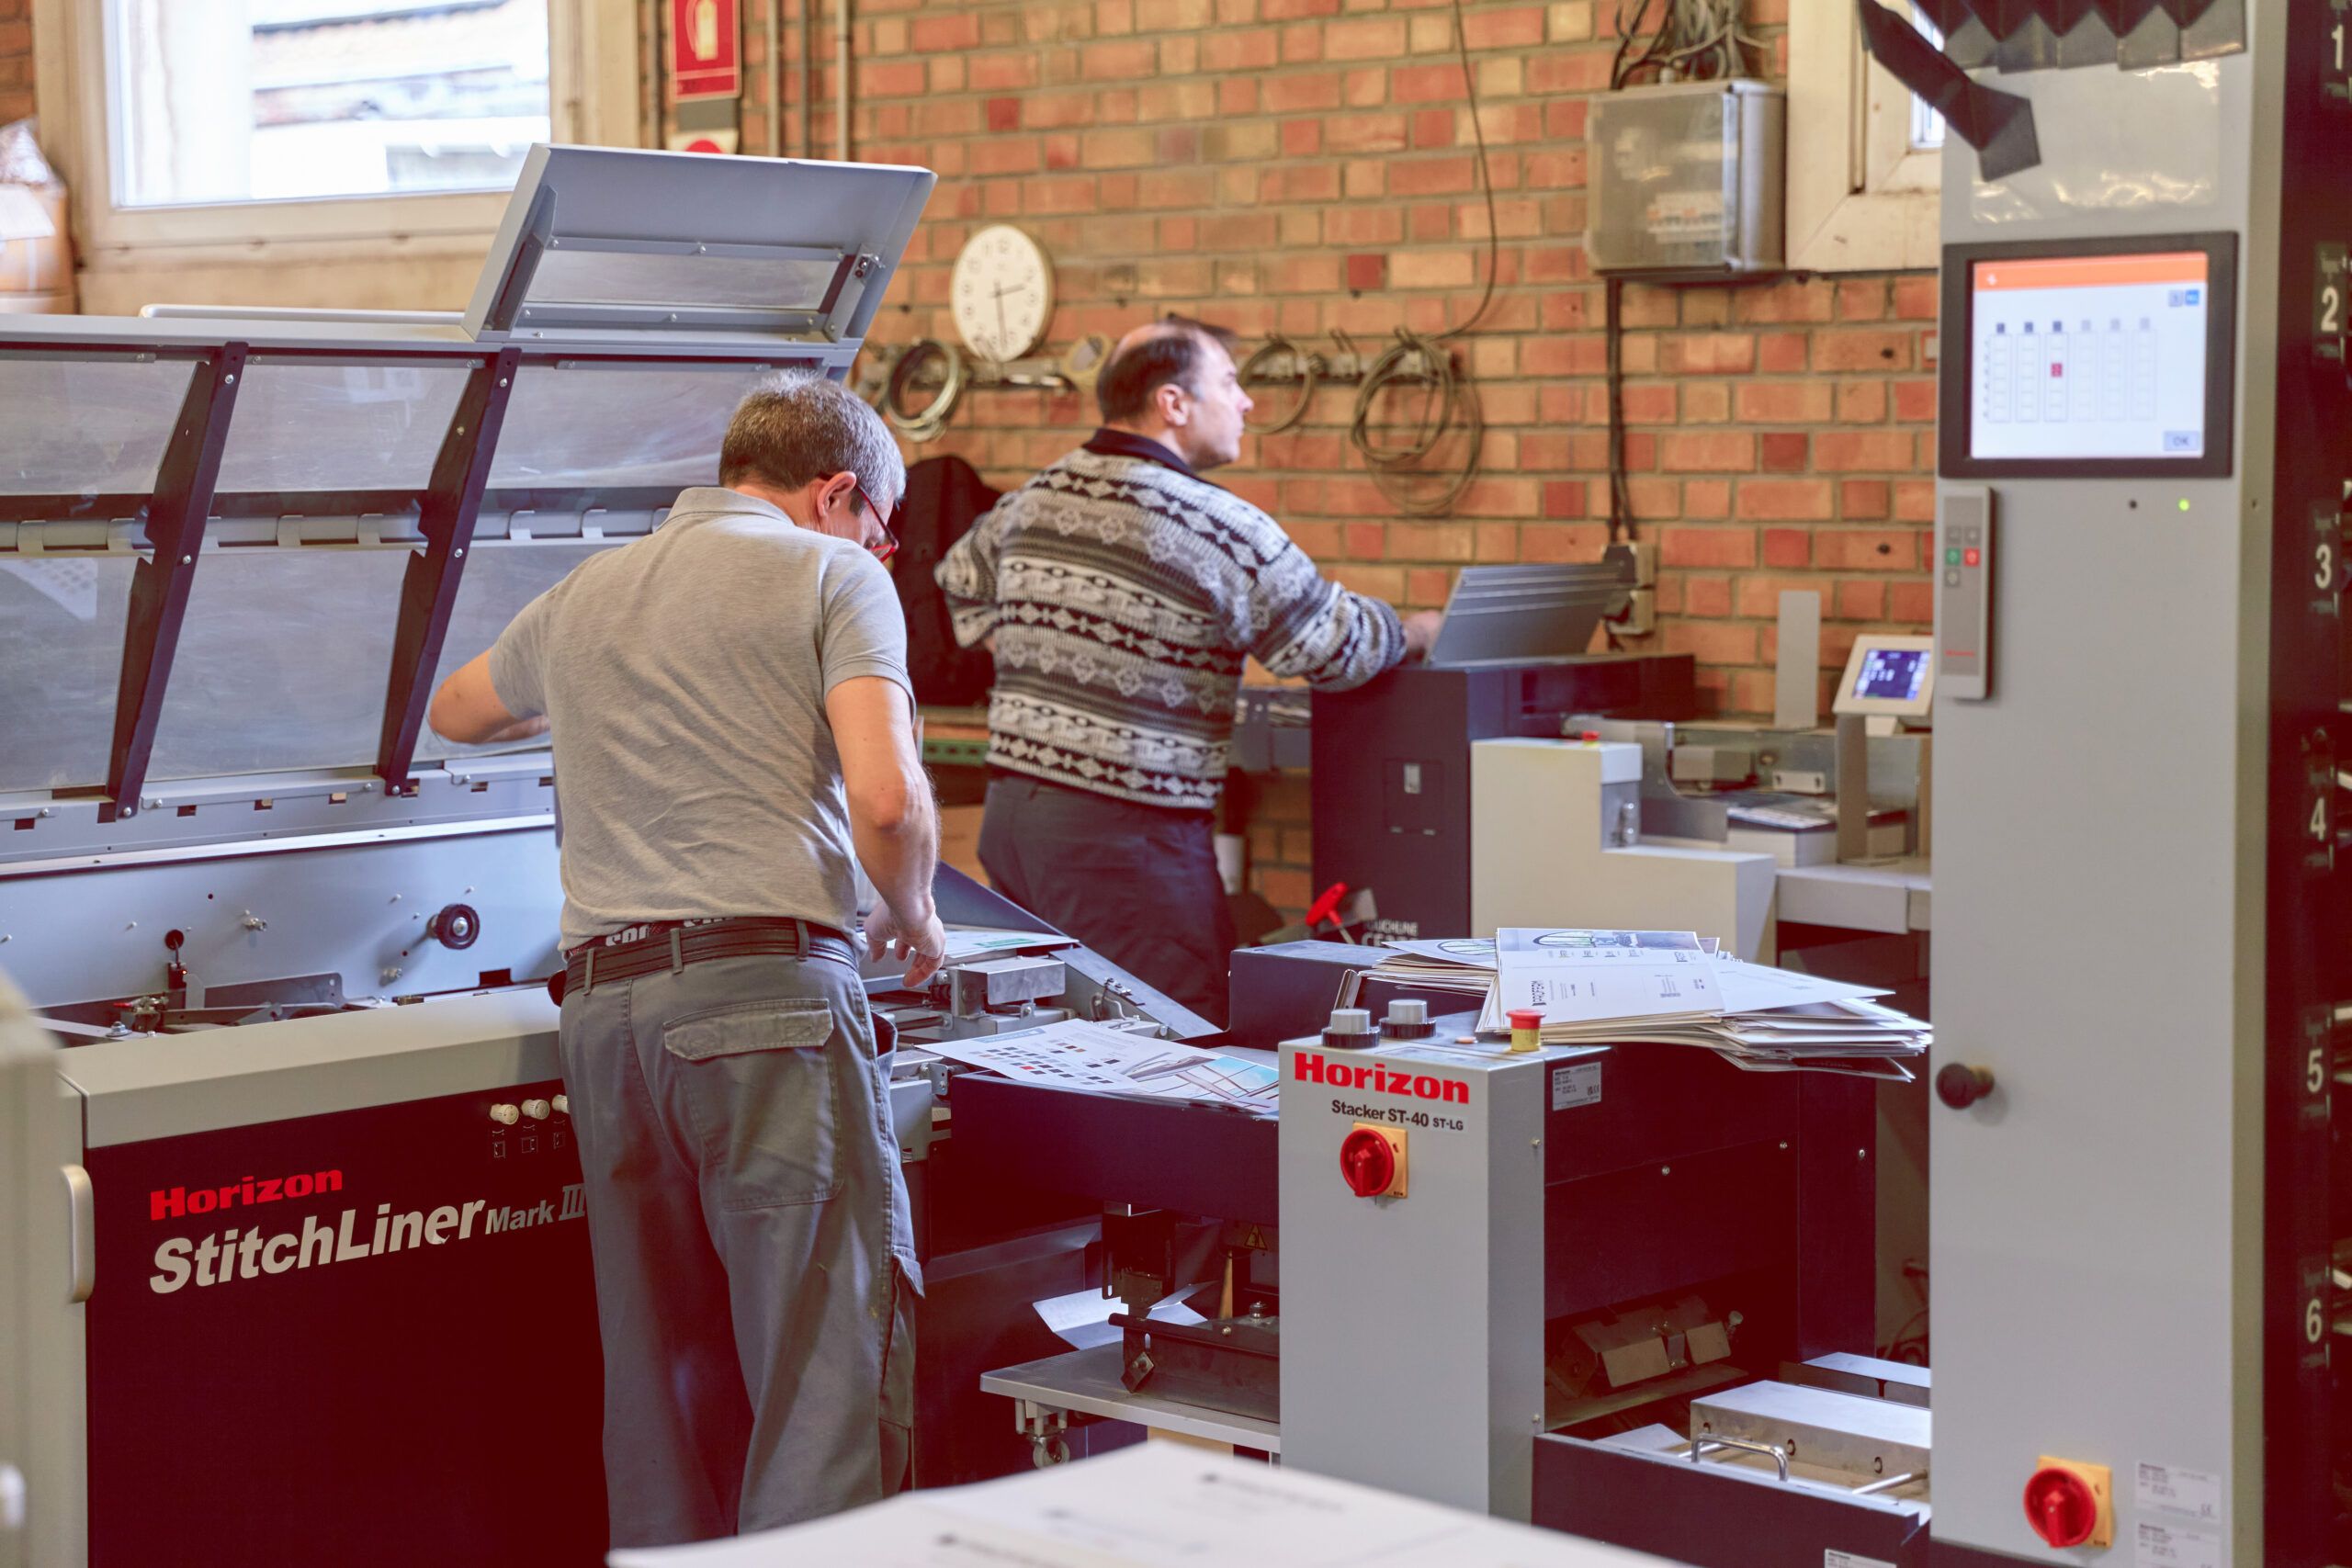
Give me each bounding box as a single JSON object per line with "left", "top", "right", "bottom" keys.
{"left": 1359, "top": 929, "right": 1929, "bottom": 1083}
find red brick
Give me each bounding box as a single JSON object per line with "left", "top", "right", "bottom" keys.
{"left": 1659, "top": 526, "right": 1758, "bottom": 568}
{"left": 910, "top": 13, "right": 981, "bottom": 51}
{"left": 1813, "top": 529, "right": 1919, "bottom": 571}
{"left": 1815, "top": 431, "right": 1915, "bottom": 471}
{"left": 1841, "top": 479, "right": 1893, "bottom": 520}
{"left": 1894, "top": 276, "right": 1939, "bottom": 321}
{"left": 1732, "top": 382, "right": 1828, "bottom": 423}
{"left": 1735, "top": 279, "right": 1835, "bottom": 324}
{"left": 1282, "top": 118, "right": 1323, "bottom": 156}
{"left": 1758, "top": 333, "right": 1809, "bottom": 373}
{"left": 1346, "top": 253, "right": 1387, "bottom": 292}
{"left": 1661, "top": 431, "right": 1756, "bottom": 473}
{"left": 985, "top": 96, "right": 1022, "bottom": 132}
{"left": 1262, "top": 71, "right": 1342, "bottom": 112}
{"left": 1683, "top": 575, "right": 1735, "bottom": 616}
{"left": 1542, "top": 480, "right": 1589, "bottom": 519}
{"left": 1665, "top": 620, "right": 1758, "bottom": 665}
{"left": 1325, "top": 16, "right": 1409, "bottom": 57}
{"left": 1390, "top": 156, "right": 1476, "bottom": 196}
{"left": 1661, "top": 333, "right": 1756, "bottom": 375}
{"left": 1327, "top": 113, "right": 1410, "bottom": 153}
{"left": 1080, "top": 38, "right": 1159, "bottom": 78}
{"left": 1834, "top": 581, "right": 1888, "bottom": 620}
{"left": 1736, "top": 480, "right": 1835, "bottom": 521}
{"left": 1203, "top": 28, "right": 1282, "bottom": 68}
{"left": 1683, "top": 480, "right": 1732, "bottom": 519}
{"left": 1894, "top": 481, "right": 1938, "bottom": 522}
{"left": 1395, "top": 62, "right": 1470, "bottom": 101}
{"left": 1888, "top": 581, "right": 1937, "bottom": 624}
{"left": 1814, "top": 329, "right": 1915, "bottom": 372}
{"left": 1760, "top": 433, "right": 1808, "bottom": 473}
{"left": 1894, "top": 379, "right": 1938, "bottom": 423}
{"left": 1836, "top": 278, "right": 1887, "bottom": 321}
{"left": 1462, "top": 6, "right": 1548, "bottom": 47}
{"left": 1761, "top": 528, "right": 1811, "bottom": 568}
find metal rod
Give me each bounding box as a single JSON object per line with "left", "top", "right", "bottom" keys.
{"left": 1852, "top": 1471, "right": 1920, "bottom": 1496}
{"left": 1688, "top": 1436, "right": 1792, "bottom": 1483}
{"left": 798, "top": 0, "right": 813, "bottom": 158}
{"left": 103, "top": 343, "right": 249, "bottom": 823}
{"left": 834, "top": 0, "right": 851, "bottom": 161}
{"left": 374, "top": 345, "right": 523, "bottom": 790}
{"left": 765, "top": 0, "right": 784, "bottom": 156}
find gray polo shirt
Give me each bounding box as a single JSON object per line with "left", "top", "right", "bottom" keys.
{"left": 485, "top": 486, "right": 910, "bottom": 947}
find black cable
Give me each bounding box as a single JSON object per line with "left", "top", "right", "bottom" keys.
{"left": 1441, "top": 0, "right": 1500, "bottom": 341}
{"left": 1605, "top": 277, "right": 1634, "bottom": 543}
{"left": 1349, "top": 333, "right": 1485, "bottom": 516}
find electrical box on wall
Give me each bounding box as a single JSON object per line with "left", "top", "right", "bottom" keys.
{"left": 1586, "top": 79, "right": 1785, "bottom": 279}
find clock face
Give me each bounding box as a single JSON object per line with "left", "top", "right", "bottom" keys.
{"left": 951, "top": 225, "right": 1055, "bottom": 364}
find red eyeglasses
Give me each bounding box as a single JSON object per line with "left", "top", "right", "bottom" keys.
{"left": 850, "top": 477, "right": 902, "bottom": 564}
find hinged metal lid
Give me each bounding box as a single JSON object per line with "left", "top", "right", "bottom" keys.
{"left": 462, "top": 146, "right": 934, "bottom": 348}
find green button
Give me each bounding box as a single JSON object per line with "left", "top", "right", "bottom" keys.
{"left": 1945, "top": 547, "right": 1962, "bottom": 565}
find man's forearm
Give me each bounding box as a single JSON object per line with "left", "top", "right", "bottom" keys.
{"left": 853, "top": 781, "right": 939, "bottom": 920}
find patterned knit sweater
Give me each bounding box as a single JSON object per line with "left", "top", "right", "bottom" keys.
{"left": 936, "top": 435, "right": 1406, "bottom": 810}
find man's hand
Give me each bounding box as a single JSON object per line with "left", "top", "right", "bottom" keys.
{"left": 867, "top": 901, "right": 948, "bottom": 989}
{"left": 1401, "top": 609, "right": 1445, "bottom": 662}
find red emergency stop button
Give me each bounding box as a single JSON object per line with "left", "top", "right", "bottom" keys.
{"left": 2024, "top": 1465, "right": 2100, "bottom": 1549}
{"left": 1340, "top": 1124, "right": 1404, "bottom": 1197}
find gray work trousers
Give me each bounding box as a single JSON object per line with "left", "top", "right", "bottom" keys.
{"left": 558, "top": 950, "right": 919, "bottom": 1548}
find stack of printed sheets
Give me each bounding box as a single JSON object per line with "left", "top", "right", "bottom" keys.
{"left": 1360, "top": 930, "right": 1928, "bottom": 1083}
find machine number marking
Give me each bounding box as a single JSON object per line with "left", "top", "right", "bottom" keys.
{"left": 2301, "top": 736, "right": 2336, "bottom": 874}
{"left": 2316, "top": 245, "right": 2350, "bottom": 358}
{"left": 2300, "top": 1258, "right": 2332, "bottom": 1370}
{"left": 2328, "top": 0, "right": 2352, "bottom": 104}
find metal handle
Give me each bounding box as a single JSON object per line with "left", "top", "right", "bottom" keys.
{"left": 1690, "top": 1435, "right": 1791, "bottom": 1483}
{"left": 62, "top": 1163, "right": 94, "bottom": 1303}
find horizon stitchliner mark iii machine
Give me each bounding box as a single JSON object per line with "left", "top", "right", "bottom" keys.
{"left": 0, "top": 147, "right": 1214, "bottom": 1568}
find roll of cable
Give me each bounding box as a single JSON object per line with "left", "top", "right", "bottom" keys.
{"left": 884, "top": 338, "right": 967, "bottom": 443}
{"left": 1238, "top": 333, "right": 1318, "bottom": 435}
{"left": 1058, "top": 331, "right": 1114, "bottom": 392}
{"left": 1348, "top": 329, "right": 1484, "bottom": 517}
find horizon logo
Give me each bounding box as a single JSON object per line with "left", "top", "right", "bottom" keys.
{"left": 1292, "top": 1051, "right": 1469, "bottom": 1105}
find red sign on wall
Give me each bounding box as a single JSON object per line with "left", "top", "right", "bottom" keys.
{"left": 671, "top": 0, "right": 741, "bottom": 102}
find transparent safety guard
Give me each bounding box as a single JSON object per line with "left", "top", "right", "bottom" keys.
{"left": 0, "top": 144, "right": 931, "bottom": 801}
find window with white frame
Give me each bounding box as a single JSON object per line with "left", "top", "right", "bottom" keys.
{"left": 35, "top": 0, "right": 638, "bottom": 262}
{"left": 1786, "top": 0, "right": 1946, "bottom": 272}
{"left": 111, "top": 0, "right": 554, "bottom": 209}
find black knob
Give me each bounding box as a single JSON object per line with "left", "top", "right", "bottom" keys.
{"left": 1936, "top": 1062, "right": 1996, "bottom": 1110}
{"left": 431, "top": 903, "right": 481, "bottom": 951}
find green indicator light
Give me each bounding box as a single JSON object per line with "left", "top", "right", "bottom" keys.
{"left": 2178, "top": 498, "right": 2191, "bottom": 512}
{"left": 1946, "top": 547, "right": 1962, "bottom": 564}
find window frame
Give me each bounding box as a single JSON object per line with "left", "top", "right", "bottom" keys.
{"left": 1786, "top": 0, "right": 1944, "bottom": 272}
{"left": 32, "top": 0, "right": 642, "bottom": 260}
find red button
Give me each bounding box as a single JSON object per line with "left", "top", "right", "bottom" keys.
{"left": 1963, "top": 548, "right": 1981, "bottom": 567}
{"left": 1340, "top": 1127, "right": 1398, "bottom": 1197}
{"left": 2023, "top": 1467, "right": 2099, "bottom": 1549}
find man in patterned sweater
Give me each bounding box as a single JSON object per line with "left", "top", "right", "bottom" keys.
{"left": 937, "top": 317, "right": 1441, "bottom": 1023}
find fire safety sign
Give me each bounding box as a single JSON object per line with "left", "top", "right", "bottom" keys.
{"left": 672, "top": 0, "right": 741, "bottom": 102}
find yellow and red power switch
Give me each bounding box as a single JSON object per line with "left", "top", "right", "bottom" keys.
{"left": 1339, "top": 1123, "right": 1408, "bottom": 1199}
{"left": 2023, "top": 1458, "right": 2114, "bottom": 1550}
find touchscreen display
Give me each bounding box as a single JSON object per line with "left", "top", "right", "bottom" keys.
{"left": 1968, "top": 251, "right": 2211, "bottom": 462}
{"left": 1853, "top": 647, "right": 1929, "bottom": 705}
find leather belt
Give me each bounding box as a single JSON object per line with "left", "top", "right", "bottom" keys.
{"left": 556, "top": 917, "right": 856, "bottom": 1001}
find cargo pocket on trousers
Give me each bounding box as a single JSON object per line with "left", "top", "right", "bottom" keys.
{"left": 662, "top": 998, "right": 842, "bottom": 1210}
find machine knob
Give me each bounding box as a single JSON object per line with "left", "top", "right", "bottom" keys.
{"left": 2022, "top": 1466, "right": 2099, "bottom": 1549}
{"left": 521, "top": 1099, "right": 551, "bottom": 1121}
{"left": 1381, "top": 998, "right": 1435, "bottom": 1040}
{"left": 1339, "top": 1127, "right": 1398, "bottom": 1198}
{"left": 551, "top": 1094, "right": 570, "bottom": 1116}
{"left": 431, "top": 903, "right": 481, "bottom": 951}
{"left": 1935, "top": 1063, "right": 1996, "bottom": 1110}
{"left": 1323, "top": 1008, "right": 1373, "bottom": 1050}
{"left": 489, "top": 1103, "right": 521, "bottom": 1125}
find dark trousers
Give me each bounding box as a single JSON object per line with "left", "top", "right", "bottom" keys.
{"left": 978, "top": 774, "right": 1237, "bottom": 1026}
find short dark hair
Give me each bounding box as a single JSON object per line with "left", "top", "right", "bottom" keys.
{"left": 1096, "top": 315, "right": 1239, "bottom": 423}
{"left": 719, "top": 370, "right": 904, "bottom": 503}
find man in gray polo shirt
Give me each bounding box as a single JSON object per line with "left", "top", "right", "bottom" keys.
{"left": 429, "top": 371, "right": 943, "bottom": 1546}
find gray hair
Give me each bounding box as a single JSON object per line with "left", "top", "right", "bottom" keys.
{"left": 718, "top": 369, "right": 905, "bottom": 506}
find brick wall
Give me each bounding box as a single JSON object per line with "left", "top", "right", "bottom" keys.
{"left": 0, "top": 0, "right": 33, "bottom": 127}
{"left": 708, "top": 0, "right": 1941, "bottom": 919}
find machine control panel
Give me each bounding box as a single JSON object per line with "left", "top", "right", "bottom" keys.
{"left": 1937, "top": 486, "right": 1996, "bottom": 701}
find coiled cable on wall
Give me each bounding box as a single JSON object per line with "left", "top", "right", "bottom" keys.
{"left": 1347, "top": 331, "right": 1485, "bottom": 518}
{"left": 1238, "top": 334, "right": 1320, "bottom": 435}
{"left": 883, "top": 339, "right": 967, "bottom": 444}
